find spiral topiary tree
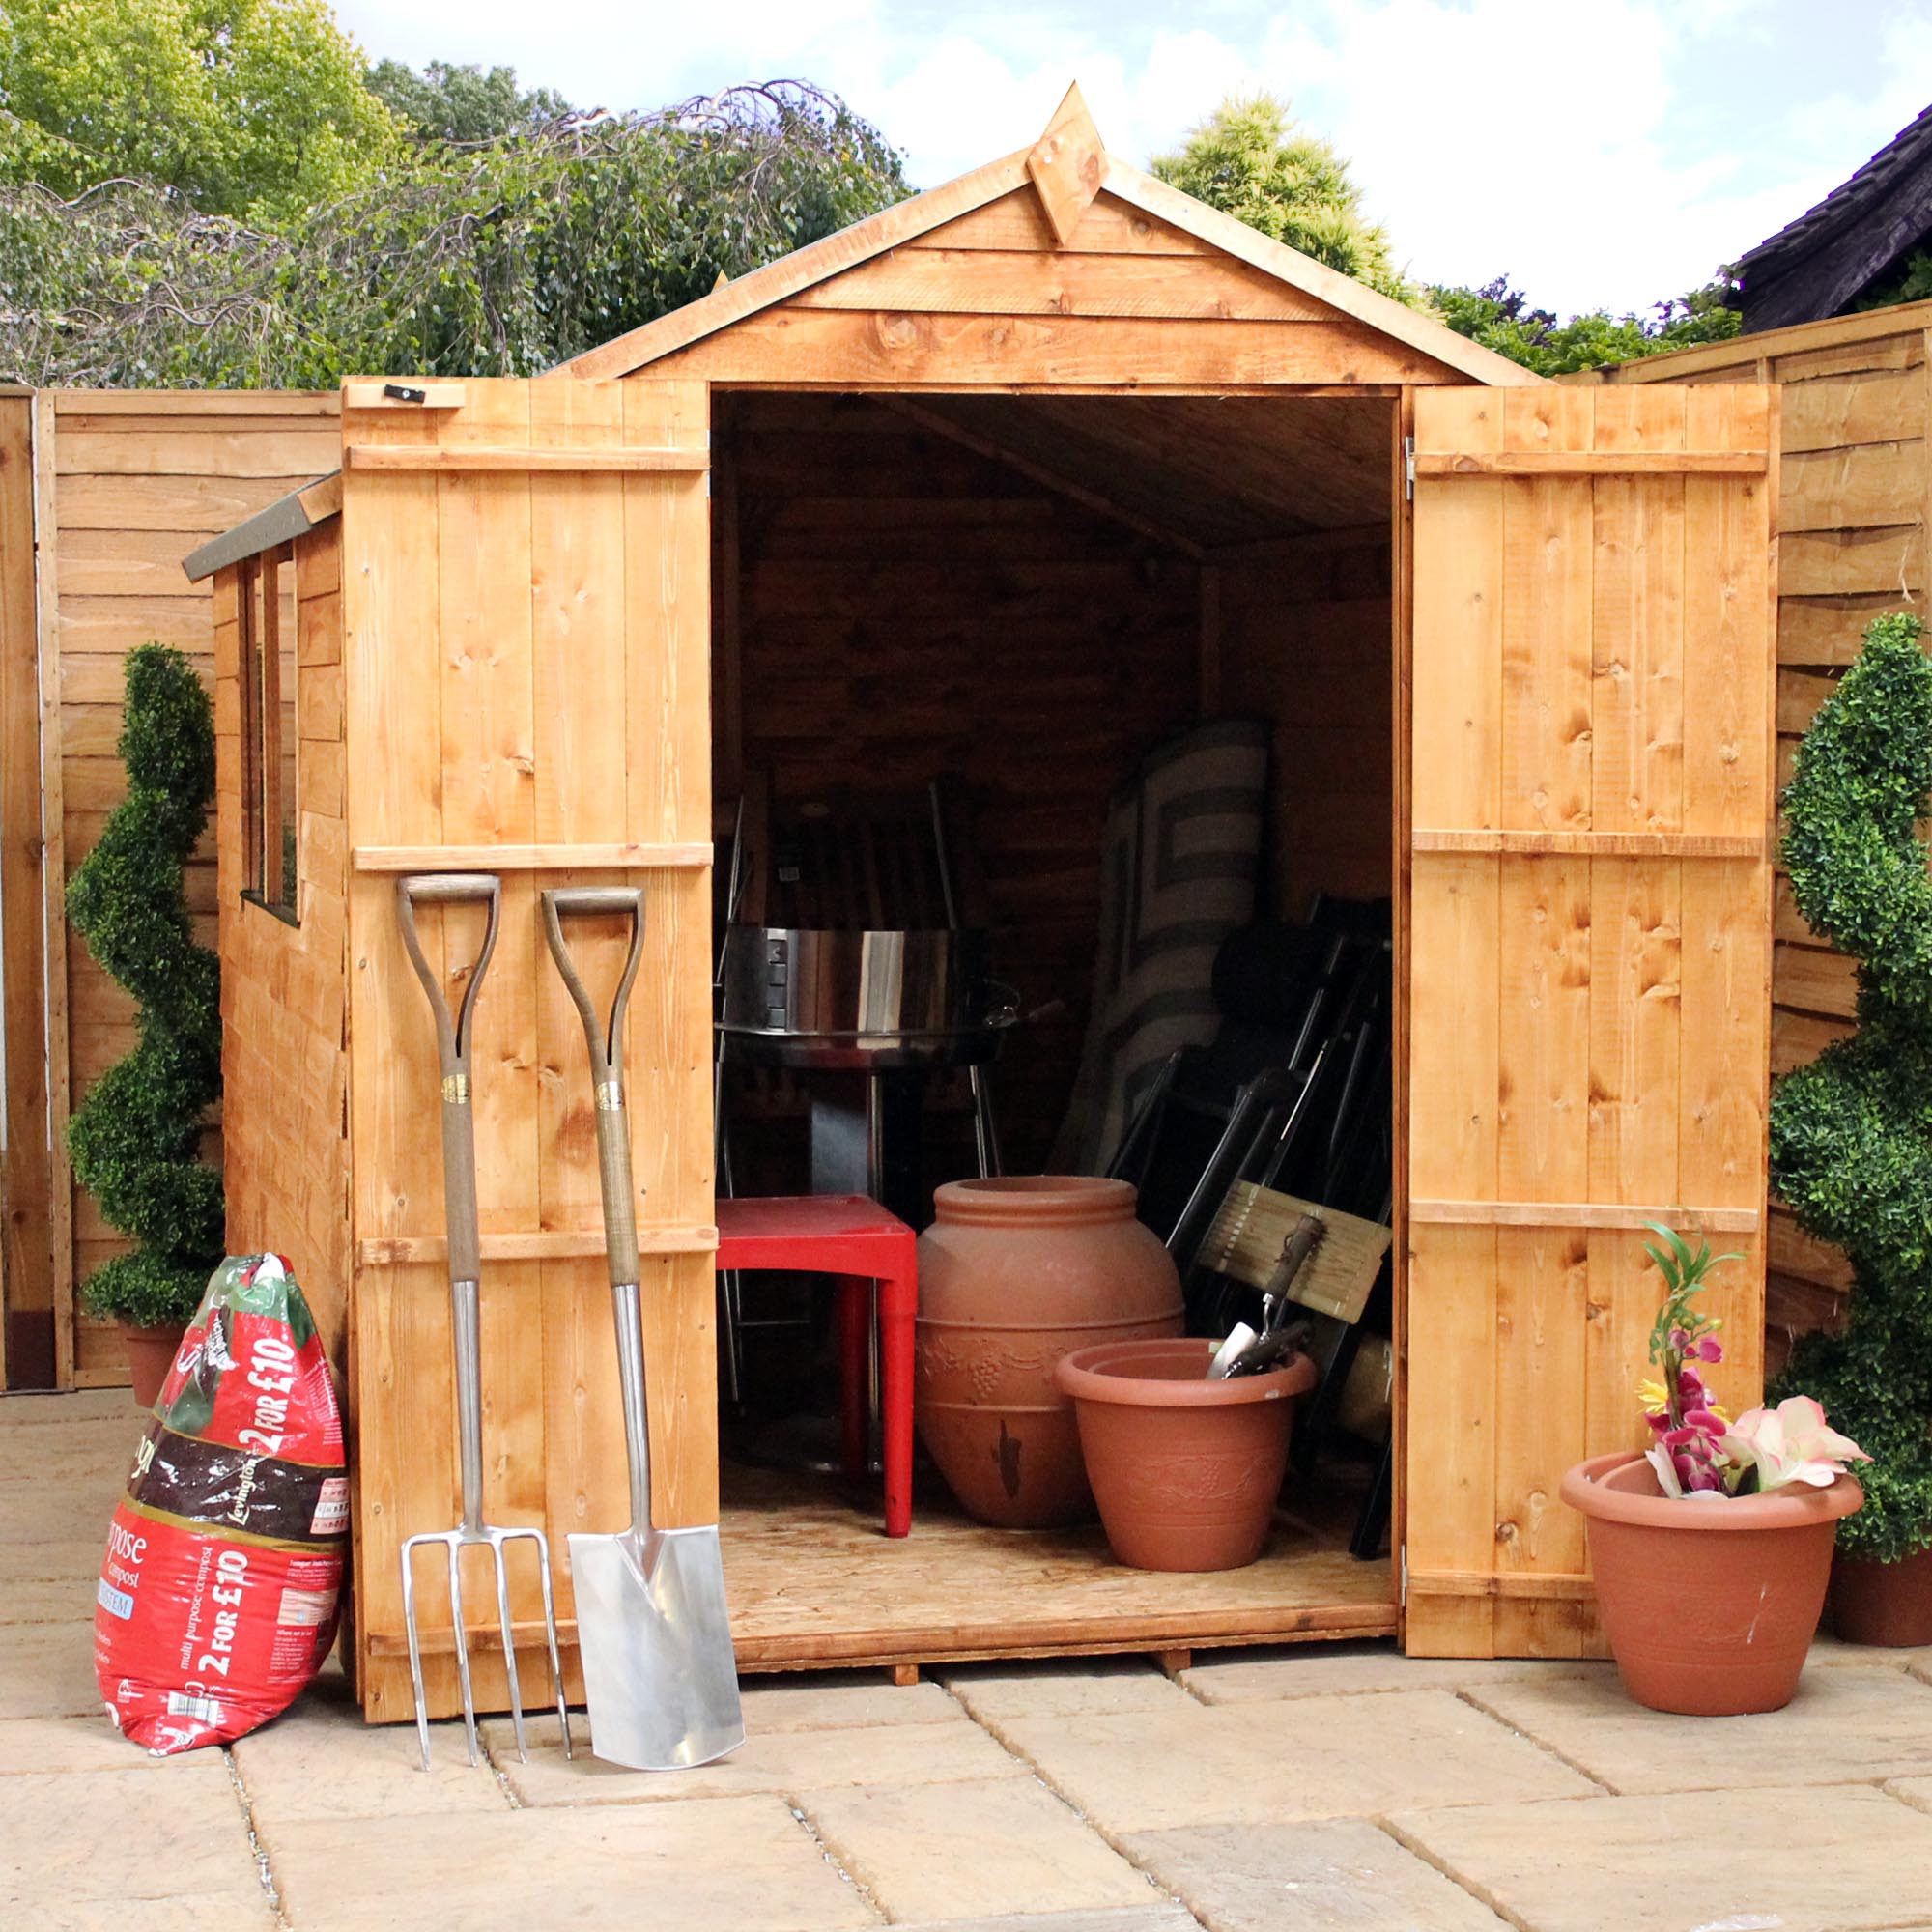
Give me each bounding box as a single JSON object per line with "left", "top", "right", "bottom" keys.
{"left": 1770, "top": 611, "right": 1932, "bottom": 1562}
{"left": 66, "top": 642, "right": 223, "bottom": 1328}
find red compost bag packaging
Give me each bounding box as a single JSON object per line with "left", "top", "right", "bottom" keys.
{"left": 95, "top": 1254, "right": 347, "bottom": 1754}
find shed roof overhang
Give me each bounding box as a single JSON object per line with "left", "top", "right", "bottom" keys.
{"left": 556, "top": 84, "right": 1542, "bottom": 391}
{"left": 183, "top": 471, "right": 340, "bottom": 582}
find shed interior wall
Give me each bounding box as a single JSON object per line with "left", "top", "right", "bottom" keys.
{"left": 714, "top": 388, "right": 1398, "bottom": 1179}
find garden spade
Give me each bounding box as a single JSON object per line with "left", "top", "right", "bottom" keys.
{"left": 541, "top": 886, "right": 745, "bottom": 1772}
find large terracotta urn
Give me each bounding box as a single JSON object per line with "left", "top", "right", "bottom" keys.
{"left": 914, "top": 1176, "right": 1183, "bottom": 1527}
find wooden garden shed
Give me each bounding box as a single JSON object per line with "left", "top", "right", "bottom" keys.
{"left": 185, "top": 88, "right": 1778, "bottom": 1714}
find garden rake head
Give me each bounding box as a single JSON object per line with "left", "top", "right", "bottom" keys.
{"left": 396, "top": 872, "right": 572, "bottom": 1772}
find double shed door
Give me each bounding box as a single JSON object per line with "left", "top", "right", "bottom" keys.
{"left": 1404, "top": 384, "right": 1777, "bottom": 1656}
{"left": 341, "top": 376, "right": 718, "bottom": 1720}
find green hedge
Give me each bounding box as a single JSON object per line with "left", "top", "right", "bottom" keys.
{"left": 1770, "top": 611, "right": 1932, "bottom": 1560}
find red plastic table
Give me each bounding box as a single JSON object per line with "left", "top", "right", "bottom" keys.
{"left": 714, "top": 1195, "right": 918, "bottom": 1537}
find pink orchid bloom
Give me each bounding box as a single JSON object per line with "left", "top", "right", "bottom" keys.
{"left": 1720, "top": 1396, "right": 1870, "bottom": 1492}
{"left": 1691, "top": 1336, "right": 1722, "bottom": 1364}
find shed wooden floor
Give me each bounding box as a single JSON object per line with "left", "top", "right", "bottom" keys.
{"left": 723, "top": 1466, "right": 1396, "bottom": 1674}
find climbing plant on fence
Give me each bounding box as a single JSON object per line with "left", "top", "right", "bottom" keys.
{"left": 65, "top": 644, "right": 223, "bottom": 1327}
{"left": 1770, "top": 611, "right": 1932, "bottom": 1561}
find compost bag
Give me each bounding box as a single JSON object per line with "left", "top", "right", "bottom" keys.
{"left": 95, "top": 1254, "right": 346, "bottom": 1753}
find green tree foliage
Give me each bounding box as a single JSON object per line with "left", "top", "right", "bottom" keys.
{"left": 1151, "top": 92, "right": 1419, "bottom": 304}
{"left": 1431, "top": 271, "right": 1743, "bottom": 375}
{"left": 1769, "top": 611, "right": 1932, "bottom": 1561}
{"left": 0, "top": 0, "right": 405, "bottom": 219}
{"left": 0, "top": 81, "right": 907, "bottom": 384}
{"left": 365, "top": 57, "right": 568, "bottom": 146}
{"left": 66, "top": 644, "right": 223, "bottom": 1328}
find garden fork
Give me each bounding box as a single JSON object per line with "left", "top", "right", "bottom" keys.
{"left": 396, "top": 873, "right": 572, "bottom": 1773}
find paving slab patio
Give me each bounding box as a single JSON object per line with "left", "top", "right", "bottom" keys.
{"left": 1124, "top": 1817, "right": 1512, "bottom": 1929}
{"left": 265, "top": 1793, "right": 879, "bottom": 1932}
{"left": 484, "top": 1706, "right": 1031, "bottom": 1805}
{"left": 1470, "top": 1663, "right": 1932, "bottom": 1791}
{"left": 800, "top": 1776, "right": 1161, "bottom": 1921}
{"left": 12, "top": 1386, "right": 1932, "bottom": 1932}
{"left": 985, "top": 1688, "right": 1599, "bottom": 1833}
{"left": 1389, "top": 1783, "right": 1932, "bottom": 1932}
{"left": 0, "top": 1760, "right": 270, "bottom": 1925}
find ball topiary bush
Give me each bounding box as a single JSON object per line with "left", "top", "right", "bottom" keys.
{"left": 65, "top": 642, "right": 223, "bottom": 1328}
{"left": 1769, "top": 610, "right": 1932, "bottom": 1562}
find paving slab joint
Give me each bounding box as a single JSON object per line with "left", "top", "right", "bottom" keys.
{"left": 1885, "top": 1777, "right": 1932, "bottom": 1817}
{"left": 785, "top": 1793, "right": 891, "bottom": 1924}
{"left": 221, "top": 1742, "right": 290, "bottom": 1927}
{"left": 1454, "top": 1688, "right": 1620, "bottom": 1796}
{"left": 1374, "top": 1811, "right": 1538, "bottom": 1932}
{"left": 948, "top": 1708, "right": 1212, "bottom": 1927}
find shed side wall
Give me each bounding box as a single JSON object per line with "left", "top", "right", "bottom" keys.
{"left": 213, "top": 530, "right": 351, "bottom": 1365}
{"left": 1605, "top": 319, "right": 1926, "bottom": 1361}
{"left": 47, "top": 390, "right": 340, "bottom": 1384}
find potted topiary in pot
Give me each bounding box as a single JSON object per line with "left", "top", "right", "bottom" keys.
{"left": 1771, "top": 610, "right": 1932, "bottom": 1646}
{"left": 1561, "top": 1225, "right": 1866, "bottom": 1715}
{"left": 65, "top": 644, "right": 223, "bottom": 1406}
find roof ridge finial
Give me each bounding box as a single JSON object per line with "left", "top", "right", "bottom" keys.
{"left": 1028, "top": 81, "right": 1108, "bottom": 246}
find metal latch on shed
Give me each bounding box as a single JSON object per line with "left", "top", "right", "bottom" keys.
{"left": 1404, "top": 436, "right": 1416, "bottom": 501}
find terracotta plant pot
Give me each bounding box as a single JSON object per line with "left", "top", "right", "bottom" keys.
{"left": 1561, "top": 1450, "right": 1861, "bottom": 1715}
{"left": 915, "top": 1177, "right": 1183, "bottom": 1527}
{"left": 1056, "top": 1336, "right": 1317, "bottom": 1571}
{"left": 1832, "top": 1545, "right": 1932, "bottom": 1648}
{"left": 122, "top": 1321, "right": 187, "bottom": 1410}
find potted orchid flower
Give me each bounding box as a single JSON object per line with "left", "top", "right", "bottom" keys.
{"left": 1559, "top": 1225, "right": 1867, "bottom": 1716}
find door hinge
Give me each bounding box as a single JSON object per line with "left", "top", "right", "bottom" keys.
{"left": 1399, "top": 1545, "right": 1408, "bottom": 1605}
{"left": 1403, "top": 435, "right": 1416, "bottom": 501}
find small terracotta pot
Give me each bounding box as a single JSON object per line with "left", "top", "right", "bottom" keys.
{"left": 915, "top": 1177, "right": 1183, "bottom": 1528}
{"left": 1560, "top": 1451, "right": 1861, "bottom": 1716}
{"left": 1056, "top": 1336, "right": 1317, "bottom": 1572}
{"left": 122, "top": 1321, "right": 187, "bottom": 1410}
{"left": 1832, "top": 1545, "right": 1932, "bottom": 1648}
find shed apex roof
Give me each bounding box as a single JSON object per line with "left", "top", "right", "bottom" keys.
{"left": 558, "top": 83, "right": 1540, "bottom": 388}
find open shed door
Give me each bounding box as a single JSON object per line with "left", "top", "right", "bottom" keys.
{"left": 1404, "top": 384, "right": 1776, "bottom": 1658}
{"left": 340, "top": 376, "right": 718, "bottom": 1720}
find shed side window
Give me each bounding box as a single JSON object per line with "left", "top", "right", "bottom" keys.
{"left": 238, "top": 547, "right": 299, "bottom": 924}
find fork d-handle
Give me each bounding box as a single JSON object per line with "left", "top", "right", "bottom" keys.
{"left": 397, "top": 873, "right": 501, "bottom": 1524}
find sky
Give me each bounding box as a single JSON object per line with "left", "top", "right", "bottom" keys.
{"left": 332, "top": 0, "right": 1932, "bottom": 314}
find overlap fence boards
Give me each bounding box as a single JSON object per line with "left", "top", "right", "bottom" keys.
{"left": 332, "top": 378, "right": 717, "bottom": 1723}
{"left": 18, "top": 391, "right": 339, "bottom": 1387}
{"left": 0, "top": 391, "right": 40, "bottom": 1387}
{"left": 1406, "top": 384, "right": 1776, "bottom": 1658}
{"left": 1600, "top": 304, "right": 1932, "bottom": 1358}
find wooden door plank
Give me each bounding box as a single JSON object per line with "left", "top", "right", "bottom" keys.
{"left": 1411, "top": 389, "right": 1504, "bottom": 831}
{"left": 1500, "top": 388, "right": 1594, "bottom": 833}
